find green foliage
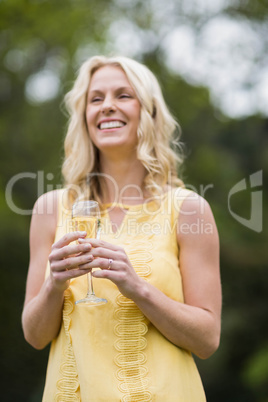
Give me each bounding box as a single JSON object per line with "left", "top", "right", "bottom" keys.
{"left": 242, "top": 344, "right": 268, "bottom": 399}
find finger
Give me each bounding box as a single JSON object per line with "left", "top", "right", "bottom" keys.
{"left": 79, "top": 257, "right": 122, "bottom": 271}
{"left": 53, "top": 231, "right": 87, "bottom": 249}
{"left": 51, "top": 253, "right": 94, "bottom": 272}
{"left": 52, "top": 242, "right": 92, "bottom": 261}
{"left": 67, "top": 268, "right": 92, "bottom": 279}
{"left": 78, "top": 238, "right": 121, "bottom": 252}
{"left": 91, "top": 268, "right": 123, "bottom": 280}
{"left": 89, "top": 247, "right": 118, "bottom": 261}
{"left": 53, "top": 267, "right": 92, "bottom": 283}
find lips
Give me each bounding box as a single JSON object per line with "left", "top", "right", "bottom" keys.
{"left": 98, "top": 120, "right": 126, "bottom": 130}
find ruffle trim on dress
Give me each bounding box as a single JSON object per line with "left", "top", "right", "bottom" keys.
{"left": 114, "top": 240, "right": 153, "bottom": 402}
{"left": 55, "top": 289, "right": 80, "bottom": 401}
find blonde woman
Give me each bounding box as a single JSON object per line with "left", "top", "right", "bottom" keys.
{"left": 22, "top": 55, "right": 221, "bottom": 401}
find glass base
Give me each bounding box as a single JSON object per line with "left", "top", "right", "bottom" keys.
{"left": 75, "top": 294, "right": 108, "bottom": 306}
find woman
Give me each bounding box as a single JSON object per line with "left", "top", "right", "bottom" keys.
{"left": 22, "top": 55, "right": 221, "bottom": 401}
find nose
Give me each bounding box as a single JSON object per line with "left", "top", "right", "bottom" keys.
{"left": 101, "top": 96, "right": 116, "bottom": 114}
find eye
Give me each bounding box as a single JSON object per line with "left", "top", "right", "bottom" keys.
{"left": 118, "top": 94, "right": 132, "bottom": 99}
{"left": 91, "top": 97, "right": 102, "bottom": 103}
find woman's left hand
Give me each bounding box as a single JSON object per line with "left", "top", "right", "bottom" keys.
{"left": 78, "top": 238, "right": 144, "bottom": 299}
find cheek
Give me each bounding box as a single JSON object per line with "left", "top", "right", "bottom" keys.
{"left": 134, "top": 104, "right": 141, "bottom": 126}
{"left": 134, "top": 112, "right": 141, "bottom": 130}
{"left": 85, "top": 106, "right": 96, "bottom": 124}
{"left": 86, "top": 111, "right": 92, "bottom": 125}
{"left": 87, "top": 129, "right": 98, "bottom": 149}
{"left": 85, "top": 112, "right": 97, "bottom": 143}
{"left": 128, "top": 106, "right": 140, "bottom": 126}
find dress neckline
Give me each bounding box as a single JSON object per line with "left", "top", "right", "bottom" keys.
{"left": 101, "top": 189, "right": 173, "bottom": 235}
{"left": 101, "top": 188, "right": 174, "bottom": 211}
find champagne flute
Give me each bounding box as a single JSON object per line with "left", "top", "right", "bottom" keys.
{"left": 72, "top": 200, "right": 107, "bottom": 305}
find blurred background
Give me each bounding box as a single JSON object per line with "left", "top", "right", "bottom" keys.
{"left": 0, "top": 0, "right": 267, "bottom": 401}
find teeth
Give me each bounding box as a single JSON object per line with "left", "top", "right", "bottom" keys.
{"left": 99, "top": 121, "right": 125, "bottom": 130}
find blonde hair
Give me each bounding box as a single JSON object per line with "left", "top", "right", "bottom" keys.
{"left": 62, "top": 55, "right": 184, "bottom": 204}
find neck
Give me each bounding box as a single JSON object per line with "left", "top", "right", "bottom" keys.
{"left": 98, "top": 154, "right": 147, "bottom": 205}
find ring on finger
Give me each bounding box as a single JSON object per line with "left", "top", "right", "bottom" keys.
{"left": 108, "top": 258, "right": 113, "bottom": 270}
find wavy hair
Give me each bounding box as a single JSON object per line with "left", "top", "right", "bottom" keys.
{"left": 62, "top": 55, "right": 184, "bottom": 204}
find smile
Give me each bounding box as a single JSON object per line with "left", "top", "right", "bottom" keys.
{"left": 98, "top": 121, "right": 126, "bottom": 130}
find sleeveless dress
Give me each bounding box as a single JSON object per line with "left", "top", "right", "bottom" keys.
{"left": 42, "top": 187, "right": 206, "bottom": 401}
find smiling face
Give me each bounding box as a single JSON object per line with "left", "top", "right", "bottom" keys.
{"left": 86, "top": 65, "right": 141, "bottom": 155}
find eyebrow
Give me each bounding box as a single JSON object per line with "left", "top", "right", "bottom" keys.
{"left": 88, "top": 86, "right": 135, "bottom": 95}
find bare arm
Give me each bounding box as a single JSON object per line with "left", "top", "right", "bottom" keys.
{"left": 132, "top": 195, "right": 221, "bottom": 358}
{"left": 86, "top": 194, "right": 222, "bottom": 359}
{"left": 22, "top": 190, "right": 93, "bottom": 350}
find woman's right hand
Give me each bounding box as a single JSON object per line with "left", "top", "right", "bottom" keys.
{"left": 48, "top": 231, "right": 94, "bottom": 292}
{"left": 22, "top": 191, "right": 97, "bottom": 349}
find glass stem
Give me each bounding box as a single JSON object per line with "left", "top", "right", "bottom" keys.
{"left": 86, "top": 227, "right": 100, "bottom": 297}
{"left": 87, "top": 271, "right": 95, "bottom": 296}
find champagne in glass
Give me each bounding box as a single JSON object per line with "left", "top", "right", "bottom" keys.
{"left": 72, "top": 200, "right": 107, "bottom": 306}
{"left": 74, "top": 216, "right": 98, "bottom": 238}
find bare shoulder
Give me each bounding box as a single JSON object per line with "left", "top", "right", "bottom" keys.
{"left": 30, "top": 189, "right": 63, "bottom": 244}
{"left": 24, "top": 190, "right": 63, "bottom": 305}
{"left": 32, "top": 189, "right": 60, "bottom": 216}
{"left": 176, "top": 190, "right": 219, "bottom": 246}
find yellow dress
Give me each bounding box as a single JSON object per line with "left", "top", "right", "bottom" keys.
{"left": 42, "top": 187, "right": 206, "bottom": 402}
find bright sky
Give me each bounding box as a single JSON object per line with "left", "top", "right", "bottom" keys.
{"left": 15, "top": 0, "right": 268, "bottom": 118}
{"left": 161, "top": 16, "right": 268, "bottom": 118}
{"left": 106, "top": 0, "right": 268, "bottom": 118}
